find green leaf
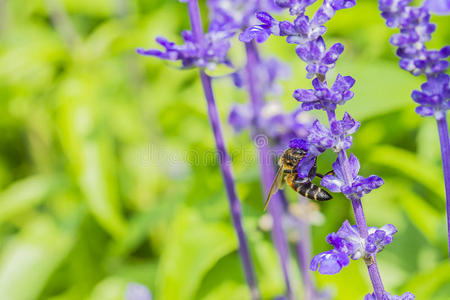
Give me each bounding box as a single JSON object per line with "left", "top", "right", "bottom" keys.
{"left": 368, "top": 145, "right": 445, "bottom": 199}
{"left": 156, "top": 207, "right": 237, "bottom": 300}
{"left": 0, "top": 217, "right": 74, "bottom": 300}
{"left": 0, "top": 175, "right": 63, "bottom": 222}
{"left": 403, "top": 261, "right": 450, "bottom": 298}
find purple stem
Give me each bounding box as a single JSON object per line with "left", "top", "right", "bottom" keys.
{"left": 436, "top": 115, "right": 450, "bottom": 261}
{"left": 186, "top": 1, "right": 260, "bottom": 298}
{"left": 327, "top": 109, "right": 385, "bottom": 300}
{"left": 245, "top": 41, "right": 293, "bottom": 299}
{"left": 295, "top": 196, "right": 318, "bottom": 300}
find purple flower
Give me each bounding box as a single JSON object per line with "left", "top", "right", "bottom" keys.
{"left": 398, "top": 47, "right": 449, "bottom": 77}
{"left": 229, "top": 103, "right": 254, "bottom": 132}
{"left": 321, "top": 153, "right": 384, "bottom": 198}
{"left": 239, "top": 0, "right": 355, "bottom": 44}
{"left": 289, "top": 138, "right": 310, "bottom": 151}
{"left": 311, "top": 220, "right": 397, "bottom": 275}
{"left": 378, "top": 0, "right": 412, "bottom": 28}
{"left": 411, "top": 73, "right": 450, "bottom": 120}
{"left": 295, "top": 37, "right": 344, "bottom": 78}
{"left": 364, "top": 291, "right": 415, "bottom": 300}
{"left": 379, "top": 0, "right": 449, "bottom": 77}
{"left": 366, "top": 224, "right": 398, "bottom": 254}
{"left": 125, "top": 283, "right": 152, "bottom": 300}
{"left": 137, "top": 30, "right": 234, "bottom": 70}
{"left": 232, "top": 57, "right": 291, "bottom": 96}
{"left": 274, "top": 0, "right": 318, "bottom": 16}
{"left": 239, "top": 12, "right": 281, "bottom": 43}
{"left": 423, "top": 0, "right": 450, "bottom": 15}
{"left": 293, "top": 74, "right": 355, "bottom": 110}
{"left": 326, "top": 220, "right": 364, "bottom": 259}
{"left": 208, "top": 0, "right": 280, "bottom": 31}
{"left": 310, "top": 249, "right": 350, "bottom": 275}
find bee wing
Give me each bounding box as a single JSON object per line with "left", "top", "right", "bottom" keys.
{"left": 263, "top": 166, "right": 285, "bottom": 211}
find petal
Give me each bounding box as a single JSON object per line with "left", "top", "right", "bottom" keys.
{"left": 293, "top": 89, "right": 317, "bottom": 102}
{"left": 348, "top": 153, "right": 360, "bottom": 179}
{"left": 321, "top": 174, "right": 344, "bottom": 192}
{"left": 297, "top": 153, "right": 317, "bottom": 179}
{"left": 415, "top": 106, "right": 435, "bottom": 117}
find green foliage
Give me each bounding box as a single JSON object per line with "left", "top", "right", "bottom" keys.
{"left": 0, "top": 0, "right": 449, "bottom": 299}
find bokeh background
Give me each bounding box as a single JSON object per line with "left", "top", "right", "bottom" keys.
{"left": 0, "top": 0, "right": 449, "bottom": 299}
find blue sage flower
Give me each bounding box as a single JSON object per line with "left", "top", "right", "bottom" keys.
{"left": 411, "top": 73, "right": 450, "bottom": 120}
{"left": 274, "top": 0, "right": 318, "bottom": 16}
{"left": 293, "top": 74, "right": 355, "bottom": 110}
{"left": 125, "top": 283, "right": 152, "bottom": 300}
{"left": 310, "top": 249, "right": 350, "bottom": 275}
{"left": 379, "top": 0, "right": 449, "bottom": 77}
{"left": 321, "top": 153, "right": 384, "bottom": 199}
{"left": 208, "top": 0, "right": 279, "bottom": 31}
{"left": 364, "top": 291, "right": 415, "bottom": 300}
{"left": 295, "top": 37, "right": 344, "bottom": 78}
{"left": 423, "top": 0, "right": 450, "bottom": 15}
{"left": 311, "top": 220, "right": 397, "bottom": 275}
{"left": 239, "top": 0, "right": 355, "bottom": 44}
{"left": 232, "top": 57, "right": 291, "bottom": 96}
{"left": 137, "top": 30, "right": 234, "bottom": 69}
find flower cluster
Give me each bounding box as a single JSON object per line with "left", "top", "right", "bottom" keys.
{"left": 208, "top": 0, "right": 279, "bottom": 31}
{"left": 310, "top": 220, "right": 397, "bottom": 275}
{"left": 364, "top": 291, "right": 415, "bottom": 300}
{"left": 232, "top": 57, "right": 291, "bottom": 97}
{"left": 411, "top": 73, "right": 450, "bottom": 120}
{"left": 293, "top": 74, "right": 355, "bottom": 110}
{"left": 239, "top": 0, "right": 355, "bottom": 77}
{"left": 321, "top": 153, "right": 384, "bottom": 199}
{"left": 378, "top": 0, "right": 450, "bottom": 120}
{"left": 137, "top": 28, "right": 234, "bottom": 70}
{"left": 379, "top": 0, "right": 448, "bottom": 77}
{"left": 239, "top": 0, "right": 411, "bottom": 297}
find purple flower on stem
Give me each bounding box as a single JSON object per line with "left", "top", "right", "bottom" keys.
{"left": 274, "top": 0, "right": 318, "bottom": 16}
{"left": 321, "top": 153, "right": 384, "bottom": 199}
{"left": 208, "top": 0, "right": 280, "bottom": 31}
{"left": 293, "top": 74, "right": 355, "bottom": 110}
{"left": 295, "top": 37, "right": 344, "bottom": 78}
{"left": 232, "top": 57, "right": 291, "bottom": 96}
{"left": 423, "top": 0, "right": 450, "bottom": 15}
{"left": 310, "top": 249, "right": 350, "bottom": 275}
{"left": 311, "top": 220, "right": 397, "bottom": 275}
{"left": 364, "top": 291, "right": 415, "bottom": 300}
{"left": 139, "top": 1, "right": 260, "bottom": 298}
{"left": 411, "top": 73, "right": 450, "bottom": 120}
{"left": 125, "top": 283, "right": 152, "bottom": 300}
{"left": 137, "top": 30, "right": 234, "bottom": 70}
{"left": 239, "top": 0, "right": 355, "bottom": 44}
{"left": 379, "top": 0, "right": 450, "bottom": 262}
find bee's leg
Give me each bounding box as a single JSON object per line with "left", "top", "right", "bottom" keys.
{"left": 283, "top": 169, "right": 294, "bottom": 174}
{"left": 315, "top": 170, "right": 335, "bottom": 178}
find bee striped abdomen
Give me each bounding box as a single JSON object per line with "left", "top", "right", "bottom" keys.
{"left": 293, "top": 180, "right": 332, "bottom": 201}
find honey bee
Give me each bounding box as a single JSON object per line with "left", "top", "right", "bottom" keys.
{"left": 264, "top": 147, "right": 333, "bottom": 211}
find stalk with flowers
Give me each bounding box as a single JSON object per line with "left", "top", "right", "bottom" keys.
{"left": 240, "top": 0, "right": 415, "bottom": 299}
{"left": 377, "top": 0, "right": 450, "bottom": 261}
{"left": 137, "top": 0, "right": 260, "bottom": 298}
{"left": 208, "top": 1, "right": 323, "bottom": 298}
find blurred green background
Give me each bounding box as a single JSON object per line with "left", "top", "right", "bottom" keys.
{"left": 0, "top": 0, "right": 449, "bottom": 299}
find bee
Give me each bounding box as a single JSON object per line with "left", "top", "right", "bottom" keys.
{"left": 264, "top": 147, "right": 333, "bottom": 211}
